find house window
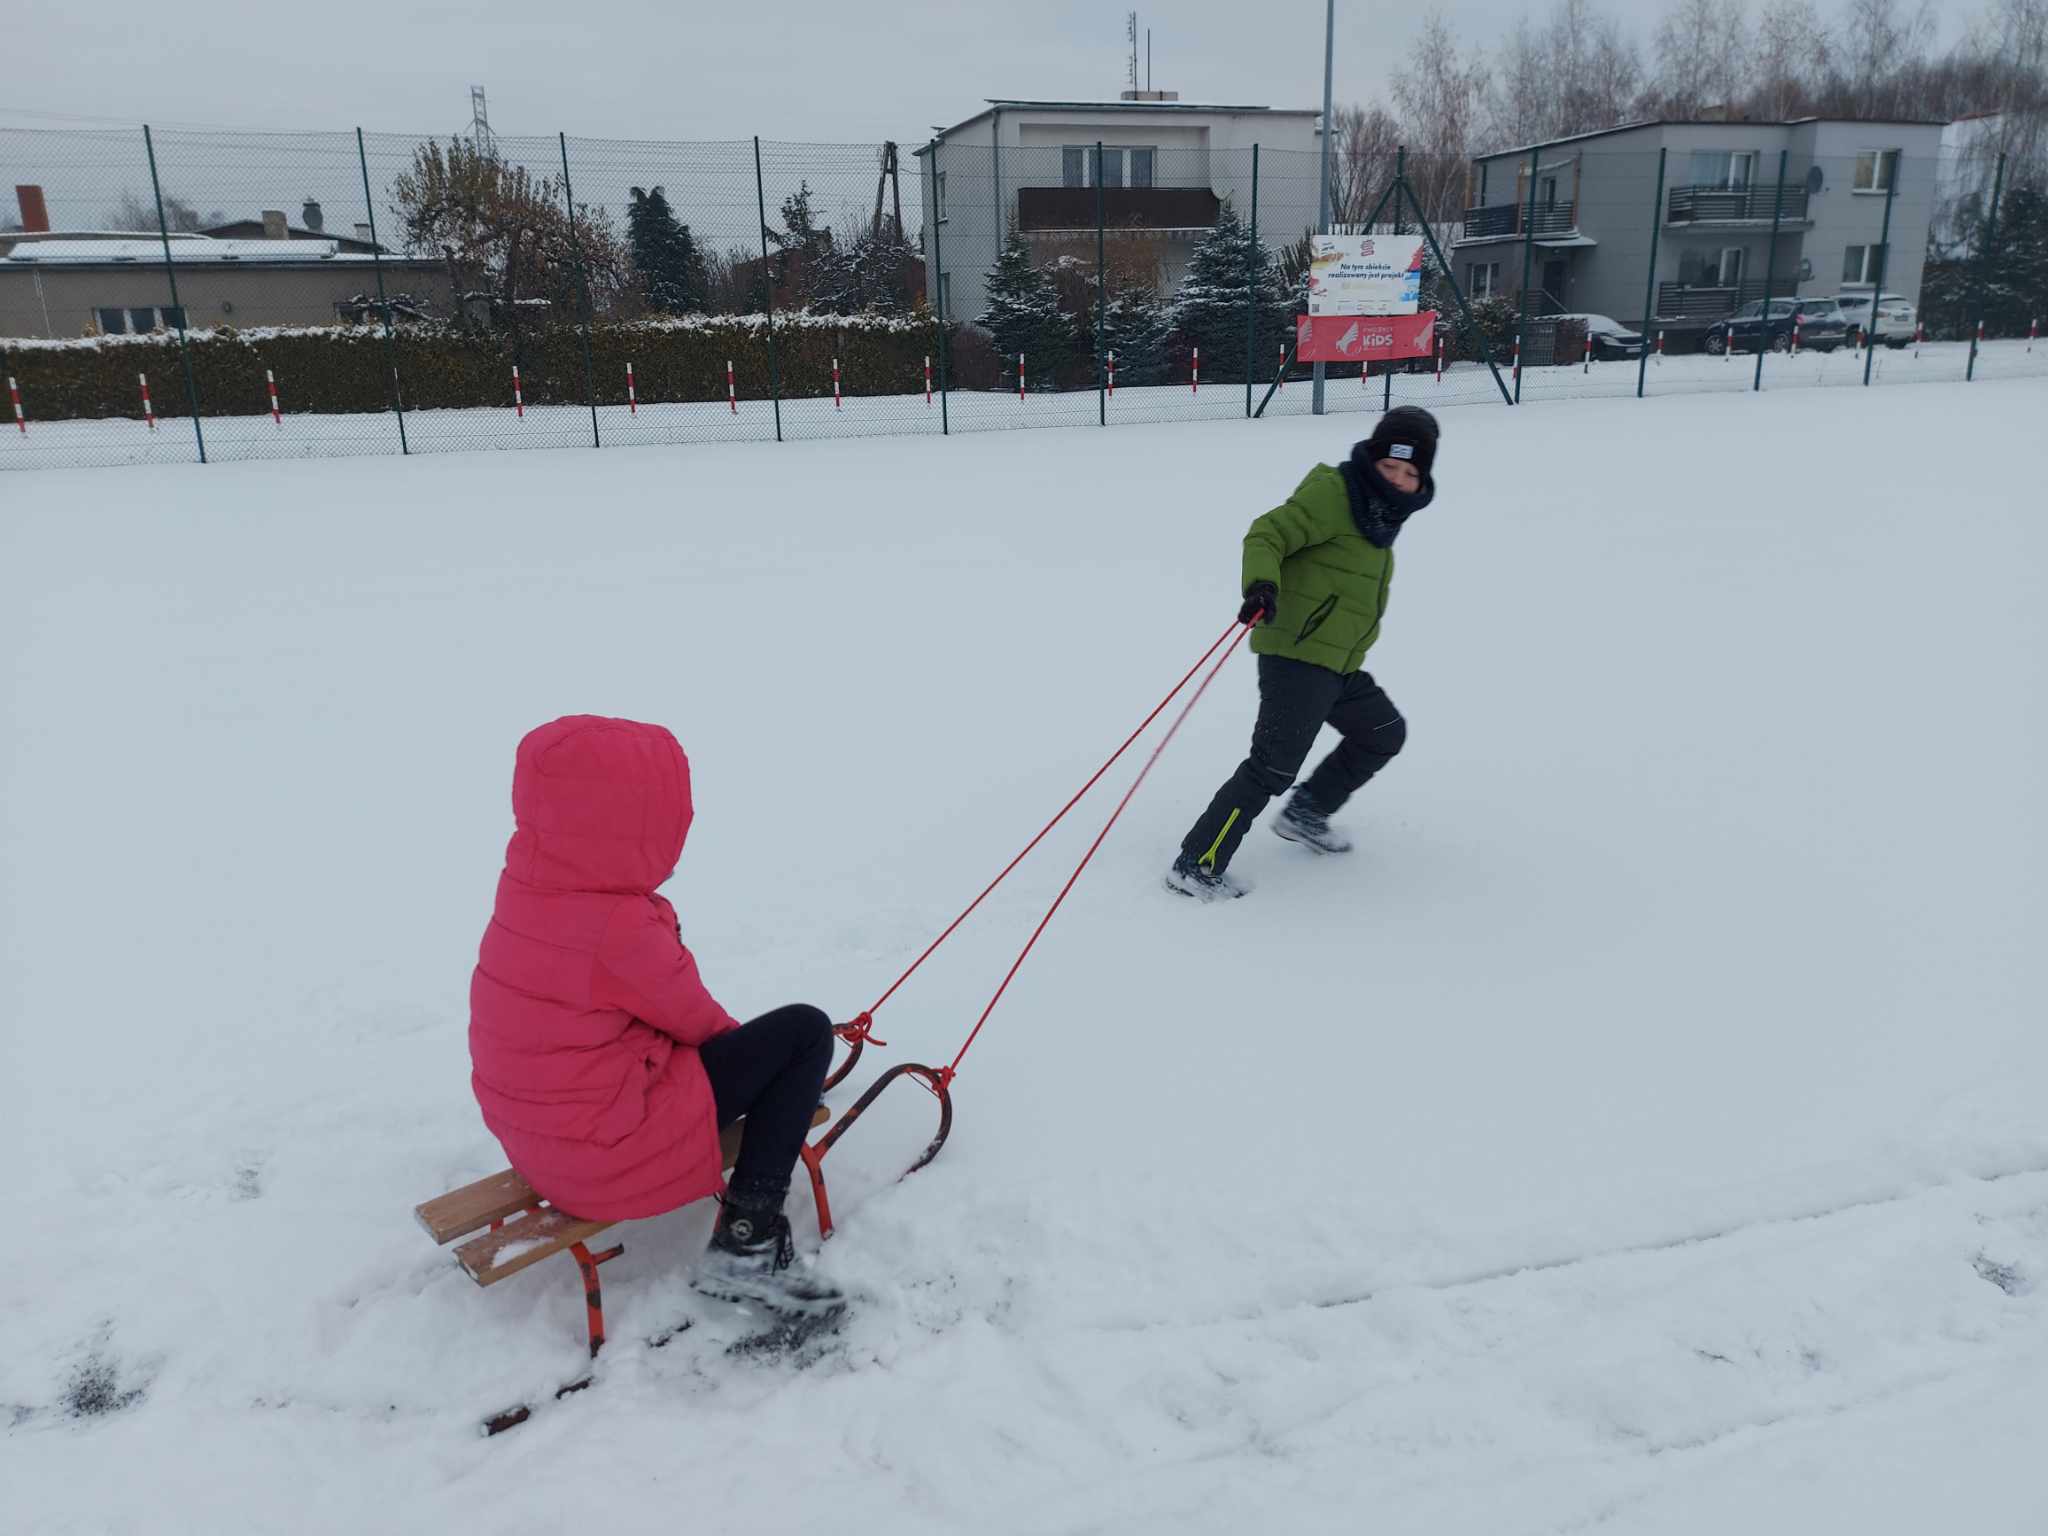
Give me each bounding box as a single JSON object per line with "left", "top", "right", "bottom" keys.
{"left": 1539, "top": 175, "right": 1558, "bottom": 208}
{"left": 127, "top": 306, "right": 157, "bottom": 333}
{"left": 1717, "top": 247, "right": 1746, "bottom": 286}
{"left": 1061, "top": 145, "right": 1158, "bottom": 189}
{"left": 160, "top": 305, "right": 186, "bottom": 331}
{"left": 1677, "top": 247, "right": 1746, "bottom": 286}
{"left": 1688, "top": 150, "right": 1756, "bottom": 189}
{"left": 938, "top": 272, "right": 952, "bottom": 321}
{"left": 934, "top": 170, "right": 947, "bottom": 220}
{"left": 1842, "top": 242, "right": 1888, "bottom": 283}
{"left": 95, "top": 306, "right": 128, "bottom": 334}
{"left": 1468, "top": 261, "right": 1499, "bottom": 297}
{"left": 1853, "top": 150, "right": 1900, "bottom": 193}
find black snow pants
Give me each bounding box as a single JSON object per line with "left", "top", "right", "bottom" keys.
{"left": 698, "top": 1003, "right": 834, "bottom": 1212}
{"left": 1179, "top": 654, "right": 1406, "bottom": 876}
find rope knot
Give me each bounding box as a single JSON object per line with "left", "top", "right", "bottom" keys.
{"left": 836, "top": 1012, "right": 887, "bottom": 1048}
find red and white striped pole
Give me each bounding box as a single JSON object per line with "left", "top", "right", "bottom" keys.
{"left": 1512, "top": 333, "right": 1521, "bottom": 389}
{"left": 832, "top": 356, "right": 842, "bottom": 411}
{"left": 1018, "top": 352, "right": 1026, "bottom": 401}
{"left": 1583, "top": 328, "right": 1593, "bottom": 372}
{"left": 1792, "top": 314, "right": 1803, "bottom": 355}
{"left": 727, "top": 359, "right": 737, "bottom": 414}
{"left": 2030, "top": 317, "right": 2038, "bottom": 352}
{"left": 1434, "top": 330, "right": 1444, "bottom": 385}
{"left": 1107, "top": 349, "right": 1116, "bottom": 397}
{"left": 924, "top": 355, "right": 932, "bottom": 405}
{"left": 1279, "top": 339, "right": 1287, "bottom": 389}
{"left": 1192, "top": 345, "right": 1200, "bottom": 394}
{"left": 139, "top": 372, "right": 156, "bottom": 431}
{"left": 1656, "top": 329, "right": 1666, "bottom": 363}
{"left": 512, "top": 364, "right": 524, "bottom": 419}
{"left": 8, "top": 375, "right": 24, "bottom": 434}
{"left": 1976, "top": 318, "right": 1986, "bottom": 355}
{"left": 266, "top": 368, "right": 281, "bottom": 425}
{"left": 626, "top": 361, "right": 637, "bottom": 415}
{"left": 1914, "top": 322, "right": 1924, "bottom": 358}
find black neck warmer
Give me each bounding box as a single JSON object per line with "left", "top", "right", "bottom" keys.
{"left": 1341, "top": 445, "right": 1435, "bottom": 548}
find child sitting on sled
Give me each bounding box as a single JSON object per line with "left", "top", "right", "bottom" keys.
{"left": 468, "top": 714, "right": 842, "bottom": 1318}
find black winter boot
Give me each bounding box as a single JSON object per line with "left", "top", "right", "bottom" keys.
{"left": 1273, "top": 788, "right": 1353, "bottom": 854}
{"left": 692, "top": 1201, "right": 846, "bottom": 1319}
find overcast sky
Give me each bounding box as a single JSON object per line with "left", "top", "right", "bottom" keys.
{"left": 1, "top": 0, "right": 1988, "bottom": 145}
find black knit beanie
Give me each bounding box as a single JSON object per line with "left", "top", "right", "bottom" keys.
{"left": 1360, "top": 406, "right": 1440, "bottom": 479}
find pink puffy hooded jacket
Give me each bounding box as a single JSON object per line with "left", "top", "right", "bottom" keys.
{"left": 469, "top": 715, "right": 737, "bottom": 1222}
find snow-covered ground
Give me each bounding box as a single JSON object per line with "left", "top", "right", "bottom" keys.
{"left": 3, "top": 379, "right": 2045, "bottom": 1533}
{"left": 5, "top": 336, "right": 2045, "bottom": 471}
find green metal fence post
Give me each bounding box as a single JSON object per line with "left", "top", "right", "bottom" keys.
{"left": 928, "top": 133, "right": 949, "bottom": 435}
{"left": 1384, "top": 147, "right": 1403, "bottom": 413}
{"left": 1862, "top": 162, "right": 1899, "bottom": 386}
{"left": 558, "top": 132, "right": 602, "bottom": 447}
{"left": 1753, "top": 149, "right": 1789, "bottom": 392}
{"left": 753, "top": 135, "right": 784, "bottom": 443}
{"left": 1096, "top": 141, "right": 1107, "bottom": 427}
{"left": 1636, "top": 148, "right": 1667, "bottom": 400}
{"left": 143, "top": 125, "right": 206, "bottom": 464}
{"left": 1515, "top": 144, "right": 1539, "bottom": 403}
{"left": 357, "top": 127, "right": 409, "bottom": 455}
{"left": 1399, "top": 171, "right": 1513, "bottom": 407}
{"left": 1967, "top": 152, "right": 2007, "bottom": 383}
{"left": 1245, "top": 144, "right": 1260, "bottom": 419}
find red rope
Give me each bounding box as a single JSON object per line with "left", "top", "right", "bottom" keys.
{"left": 860, "top": 616, "right": 1250, "bottom": 1021}
{"left": 939, "top": 617, "right": 1251, "bottom": 1083}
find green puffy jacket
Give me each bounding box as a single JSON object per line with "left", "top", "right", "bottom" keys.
{"left": 1241, "top": 464, "right": 1394, "bottom": 675}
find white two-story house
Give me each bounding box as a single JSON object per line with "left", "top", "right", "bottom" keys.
{"left": 914, "top": 94, "right": 1323, "bottom": 325}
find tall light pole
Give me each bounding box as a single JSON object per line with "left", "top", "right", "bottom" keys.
{"left": 1312, "top": 0, "right": 1336, "bottom": 415}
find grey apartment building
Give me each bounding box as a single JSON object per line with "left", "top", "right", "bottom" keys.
{"left": 1453, "top": 117, "right": 1947, "bottom": 331}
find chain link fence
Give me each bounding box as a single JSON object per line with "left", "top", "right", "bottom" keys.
{"left": 3, "top": 124, "right": 2043, "bottom": 473}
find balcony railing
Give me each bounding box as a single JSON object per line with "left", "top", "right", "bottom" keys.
{"left": 1655, "top": 280, "right": 1773, "bottom": 319}
{"left": 1016, "top": 186, "right": 1221, "bottom": 233}
{"left": 1459, "top": 202, "right": 1578, "bottom": 240}
{"left": 1667, "top": 184, "right": 1812, "bottom": 224}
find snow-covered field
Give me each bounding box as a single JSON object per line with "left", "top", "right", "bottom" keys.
{"left": 3, "top": 379, "right": 2045, "bottom": 1533}
{"left": 5, "top": 336, "right": 2044, "bottom": 471}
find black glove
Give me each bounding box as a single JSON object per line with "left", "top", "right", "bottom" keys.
{"left": 1238, "top": 582, "right": 1278, "bottom": 626}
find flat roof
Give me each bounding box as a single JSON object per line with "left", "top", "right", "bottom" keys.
{"left": 1475, "top": 115, "right": 1950, "bottom": 163}
{"left": 920, "top": 98, "right": 1319, "bottom": 147}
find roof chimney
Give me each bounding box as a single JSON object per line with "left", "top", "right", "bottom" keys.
{"left": 262, "top": 209, "right": 288, "bottom": 239}
{"left": 354, "top": 222, "right": 373, "bottom": 243}
{"left": 302, "top": 198, "right": 324, "bottom": 232}
{"left": 15, "top": 185, "right": 51, "bottom": 233}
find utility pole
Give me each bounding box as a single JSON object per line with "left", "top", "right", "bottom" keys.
{"left": 1312, "top": 0, "right": 1335, "bottom": 415}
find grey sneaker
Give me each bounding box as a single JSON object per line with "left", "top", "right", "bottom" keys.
{"left": 1164, "top": 855, "right": 1250, "bottom": 901}
{"left": 1273, "top": 791, "right": 1352, "bottom": 854}
{"left": 691, "top": 1207, "right": 846, "bottom": 1319}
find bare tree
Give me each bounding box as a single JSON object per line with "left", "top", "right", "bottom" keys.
{"left": 104, "top": 190, "right": 225, "bottom": 233}
{"left": 1328, "top": 104, "right": 1404, "bottom": 226}
{"left": 1836, "top": 0, "right": 1938, "bottom": 116}
{"left": 1486, "top": 15, "right": 1554, "bottom": 147}
{"left": 1654, "top": 0, "right": 1756, "bottom": 116}
{"left": 1751, "top": 0, "right": 1832, "bottom": 118}
{"left": 1394, "top": 11, "right": 1492, "bottom": 227}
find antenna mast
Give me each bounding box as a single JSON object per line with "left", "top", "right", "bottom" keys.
{"left": 1127, "top": 13, "right": 1139, "bottom": 92}
{"left": 469, "top": 86, "right": 496, "bottom": 153}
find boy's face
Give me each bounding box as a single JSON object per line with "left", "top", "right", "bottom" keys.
{"left": 1376, "top": 456, "right": 1422, "bottom": 494}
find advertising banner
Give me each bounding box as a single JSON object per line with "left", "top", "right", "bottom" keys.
{"left": 1294, "top": 312, "right": 1439, "bottom": 364}
{"left": 1307, "top": 234, "right": 1426, "bottom": 315}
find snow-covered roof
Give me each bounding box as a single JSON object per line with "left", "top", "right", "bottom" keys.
{"left": 2, "top": 237, "right": 378, "bottom": 265}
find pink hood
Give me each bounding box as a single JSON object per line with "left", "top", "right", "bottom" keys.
{"left": 469, "top": 716, "right": 737, "bottom": 1223}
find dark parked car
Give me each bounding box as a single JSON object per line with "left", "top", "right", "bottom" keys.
{"left": 1705, "top": 298, "right": 1848, "bottom": 355}
{"left": 1554, "top": 313, "right": 1644, "bottom": 360}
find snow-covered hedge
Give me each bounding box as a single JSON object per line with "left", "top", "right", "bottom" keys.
{"left": 1, "top": 312, "right": 953, "bottom": 420}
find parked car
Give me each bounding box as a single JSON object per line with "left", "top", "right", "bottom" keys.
{"left": 1553, "top": 313, "right": 1644, "bottom": 360}
{"left": 1704, "top": 297, "right": 1849, "bottom": 355}
{"left": 1831, "top": 291, "right": 1917, "bottom": 346}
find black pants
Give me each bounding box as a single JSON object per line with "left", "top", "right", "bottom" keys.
{"left": 698, "top": 1003, "right": 833, "bottom": 1212}
{"left": 1179, "top": 654, "right": 1406, "bottom": 875}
